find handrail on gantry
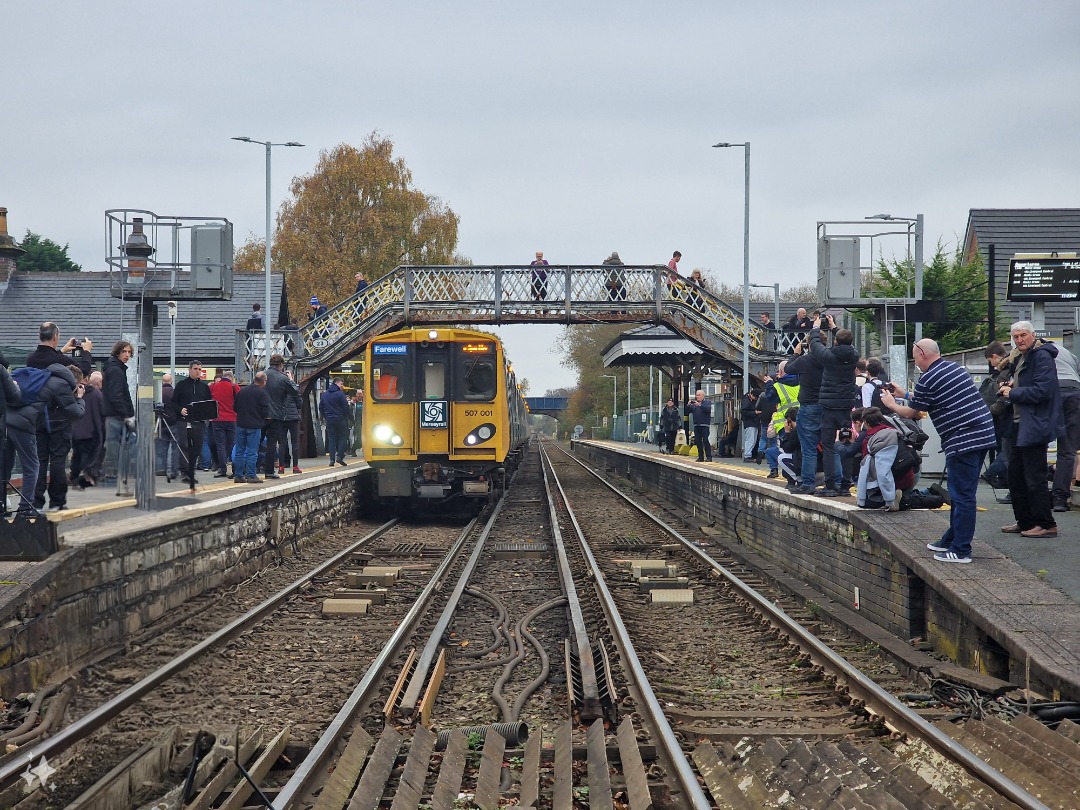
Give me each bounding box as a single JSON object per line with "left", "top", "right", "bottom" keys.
{"left": 233, "top": 264, "right": 786, "bottom": 386}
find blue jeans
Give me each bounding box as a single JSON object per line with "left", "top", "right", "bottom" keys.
{"left": 939, "top": 449, "right": 986, "bottom": 558}
{"left": 4, "top": 429, "right": 39, "bottom": 511}
{"left": 103, "top": 416, "right": 137, "bottom": 482}
{"left": 326, "top": 417, "right": 349, "bottom": 463}
{"left": 795, "top": 404, "right": 822, "bottom": 487}
{"left": 235, "top": 427, "right": 262, "bottom": 478}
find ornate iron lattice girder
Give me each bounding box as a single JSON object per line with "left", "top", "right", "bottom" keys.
{"left": 267, "top": 265, "right": 781, "bottom": 387}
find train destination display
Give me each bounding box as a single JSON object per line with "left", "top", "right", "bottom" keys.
{"left": 1007, "top": 257, "right": 1080, "bottom": 301}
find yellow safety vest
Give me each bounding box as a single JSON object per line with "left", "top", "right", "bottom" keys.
{"left": 770, "top": 382, "right": 800, "bottom": 434}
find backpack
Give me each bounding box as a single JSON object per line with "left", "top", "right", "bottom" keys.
{"left": 881, "top": 413, "right": 929, "bottom": 479}
{"left": 881, "top": 412, "right": 929, "bottom": 450}
{"left": 11, "top": 367, "right": 52, "bottom": 431}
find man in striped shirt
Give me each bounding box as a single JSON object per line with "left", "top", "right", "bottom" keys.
{"left": 880, "top": 339, "right": 995, "bottom": 564}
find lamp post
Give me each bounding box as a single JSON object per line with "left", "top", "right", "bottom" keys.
{"left": 602, "top": 374, "right": 617, "bottom": 439}
{"left": 232, "top": 137, "right": 304, "bottom": 369}
{"left": 167, "top": 300, "right": 177, "bottom": 381}
{"left": 713, "top": 141, "right": 751, "bottom": 393}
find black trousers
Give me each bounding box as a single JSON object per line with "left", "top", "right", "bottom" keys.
{"left": 693, "top": 424, "right": 712, "bottom": 460}
{"left": 70, "top": 436, "right": 102, "bottom": 480}
{"left": 1005, "top": 435, "right": 1056, "bottom": 530}
{"left": 34, "top": 425, "right": 72, "bottom": 509}
{"left": 278, "top": 419, "right": 301, "bottom": 467}
{"left": 265, "top": 419, "right": 287, "bottom": 473}
{"left": 182, "top": 421, "right": 206, "bottom": 484}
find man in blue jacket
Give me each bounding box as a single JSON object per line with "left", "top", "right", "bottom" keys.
{"left": 686, "top": 389, "right": 713, "bottom": 462}
{"left": 997, "top": 322, "right": 1064, "bottom": 538}
{"left": 320, "top": 378, "right": 351, "bottom": 466}
{"left": 808, "top": 314, "right": 860, "bottom": 496}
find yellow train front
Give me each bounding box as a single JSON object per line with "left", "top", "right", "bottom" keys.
{"left": 363, "top": 327, "right": 528, "bottom": 505}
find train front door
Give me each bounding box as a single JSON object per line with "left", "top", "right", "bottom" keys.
{"left": 417, "top": 349, "right": 451, "bottom": 455}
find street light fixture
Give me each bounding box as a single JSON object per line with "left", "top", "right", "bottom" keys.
{"left": 602, "top": 374, "right": 618, "bottom": 438}
{"left": 713, "top": 141, "right": 751, "bottom": 393}
{"left": 232, "top": 136, "right": 305, "bottom": 370}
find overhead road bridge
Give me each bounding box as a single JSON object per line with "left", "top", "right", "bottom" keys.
{"left": 236, "top": 264, "right": 788, "bottom": 388}
{"left": 525, "top": 396, "right": 569, "bottom": 416}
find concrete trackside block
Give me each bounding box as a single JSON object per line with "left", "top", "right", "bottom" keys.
{"left": 322, "top": 598, "right": 372, "bottom": 616}
{"left": 651, "top": 589, "right": 694, "bottom": 605}
{"left": 347, "top": 567, "right": 400, "bottom": 587}
{"left": 626, "top": 559, "right": 673, "bottom": 578}
{"left": 334, "top": 588, "right": 388, "bottom": 605}
{"left": 638, "top": 576, "right": 690, "bottom": 591}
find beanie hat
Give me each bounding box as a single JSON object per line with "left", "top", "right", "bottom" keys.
{"left": 310, "top": 295, "right": 320, "bottom": 306}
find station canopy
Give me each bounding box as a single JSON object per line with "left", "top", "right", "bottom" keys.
{"left": 600, "top": 324, "right": 735, "bottom": 376}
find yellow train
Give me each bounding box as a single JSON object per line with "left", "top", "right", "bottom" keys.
{"left": 363, "top": 327, "right": 529, "bottom": 504}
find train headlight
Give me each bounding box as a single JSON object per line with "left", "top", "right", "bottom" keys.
{"left": 464, "top": 423, "right": 497, "bottom": 446}
{"left": 374, "top": 423, "right": 404, "bottom": 446}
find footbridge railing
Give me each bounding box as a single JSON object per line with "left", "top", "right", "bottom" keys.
{"left": 234, "top": 265, "right": 789, "bottom": 386}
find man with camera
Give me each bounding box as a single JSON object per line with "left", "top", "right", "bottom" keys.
{"left": 881, "top": 339, "right": 996, "bottom": 563}
{"left": 807, "top": 313, "right": 860, "bottom": 496}
{"left": 26, "top": 322, "right": 95, "bottom": 378}
{"left": 996, "top": 322, "right": 1063, "bottom": 538}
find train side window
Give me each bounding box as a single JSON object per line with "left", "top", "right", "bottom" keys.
{"left": 461, "top": 357, "right": 497, "bottom": 400}
{"left": 373, "top": 361, "right": 403, "bottom": 400}
{"left": 423, "top": 361, "right": 446, "bottom": 400}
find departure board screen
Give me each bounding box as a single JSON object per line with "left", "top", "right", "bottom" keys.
{"left": 1007, "top": 257, "right": 1080, "bottom": 301}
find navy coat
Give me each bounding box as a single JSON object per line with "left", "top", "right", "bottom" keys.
{"left": 1008, "top": 341, "right": 1065, "bottom": 447}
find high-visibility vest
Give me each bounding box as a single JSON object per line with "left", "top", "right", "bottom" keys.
{"left": 770, "top": 382, "right": 800, "bottom": 434}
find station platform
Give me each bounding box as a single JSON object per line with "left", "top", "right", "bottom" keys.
{"left": 0, "top": 456, "right": 367, "bottom": 697}
{"left": 573, "top": 440, "right": 1080, "bottom": 703}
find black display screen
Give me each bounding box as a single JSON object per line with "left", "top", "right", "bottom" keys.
{"left": 1007, "top": 257, "right": 1080, "bottom": 301}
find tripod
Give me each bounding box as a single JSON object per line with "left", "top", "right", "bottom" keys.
{"left": 155, "top": 414, "right": 187, "bottom": 483}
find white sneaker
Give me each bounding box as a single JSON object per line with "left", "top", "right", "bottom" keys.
{"left": 933, "top": 551, "right": 972, "bottom": 564}
{"left": 926, "top": 542, "right": 950, "bottom": 553}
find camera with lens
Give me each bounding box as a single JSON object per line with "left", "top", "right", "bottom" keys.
{"left": 839, "top": 427, "right": 853, "bottom": 442}
{"left": 72, "top": 339, "right": 84, "bottom": 358}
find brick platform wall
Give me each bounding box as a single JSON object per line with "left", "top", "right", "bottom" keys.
{"left": 0, "top": 476, "right": 360, "bottom": 696}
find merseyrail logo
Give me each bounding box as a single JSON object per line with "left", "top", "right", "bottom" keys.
{"left": 420, "top": 401, "right": 448, "bottom": 429}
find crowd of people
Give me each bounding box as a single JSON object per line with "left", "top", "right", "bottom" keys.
{"left": 1, "top": 320, "right": 364, "bottom": 516}
{"left": 653, "top": 316, "right": 1076, "bottom": 565}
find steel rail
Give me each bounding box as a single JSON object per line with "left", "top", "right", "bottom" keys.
{"left": 541, "top": 442, "right": 715, "bottom": 809}
{"left": 397, "top": 494, "right": 510, "bottom": 717}
{"left": 272, "top": 514, "right": 482, "bottom": 808}
{"left": 0, "top": 518, "right": 401, "bottom": 793}
{"left": 537, "top": 443, "right": 602, "bottom": 720}
{"left": 551, "top": 442, "right": 1053, "bottom": 810}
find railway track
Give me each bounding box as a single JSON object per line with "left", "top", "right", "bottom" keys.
{"left": 4, "top": 439, "right": 1076, "bottom": 808}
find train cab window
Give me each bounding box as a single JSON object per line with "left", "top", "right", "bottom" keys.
{"left": 373, "top": 361, "right": 404, "bottom": 400}
{"left": 460, "top": 356, "right": 497, "bottom": 401}
{"left": 422, "top": 361, "right": 446, "bottom": 400}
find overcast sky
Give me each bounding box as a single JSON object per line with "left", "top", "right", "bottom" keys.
{"left": 5, "top": 1, "right": 1078, "bottom": 394}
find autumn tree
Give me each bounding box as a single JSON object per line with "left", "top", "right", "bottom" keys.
{"left": 265, "top": 133, "right": 460, "bottom": 318}
{"left": 233, "top": 235, "right": 265, "bottom": 273}
{"left": 16, "top": 231, "right": 81, "bottom": 273}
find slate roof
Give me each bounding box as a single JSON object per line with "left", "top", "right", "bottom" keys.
{"left": 0, "top": 271, "right": 287, "bottom": 367}
{"left": 963, "top": 208, "right": 1080, "bottom": 337}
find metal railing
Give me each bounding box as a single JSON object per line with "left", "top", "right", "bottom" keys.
{"left": 234, "top": 265, "right": 793, "bottom": 384}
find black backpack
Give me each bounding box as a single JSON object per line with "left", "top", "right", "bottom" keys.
{"left": 882, "top": 413, "right": 929, "bottom": 478}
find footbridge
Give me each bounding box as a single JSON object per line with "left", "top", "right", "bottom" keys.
{"left": 235, "top": 264, "right": 787, "bottom": 388}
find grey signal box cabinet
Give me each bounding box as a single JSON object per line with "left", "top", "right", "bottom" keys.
{"left": 191, "top": 223, "right": 234, "bottom": 294}
{"left": 817, "top": 236, "right": 860, "bottom": 303}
